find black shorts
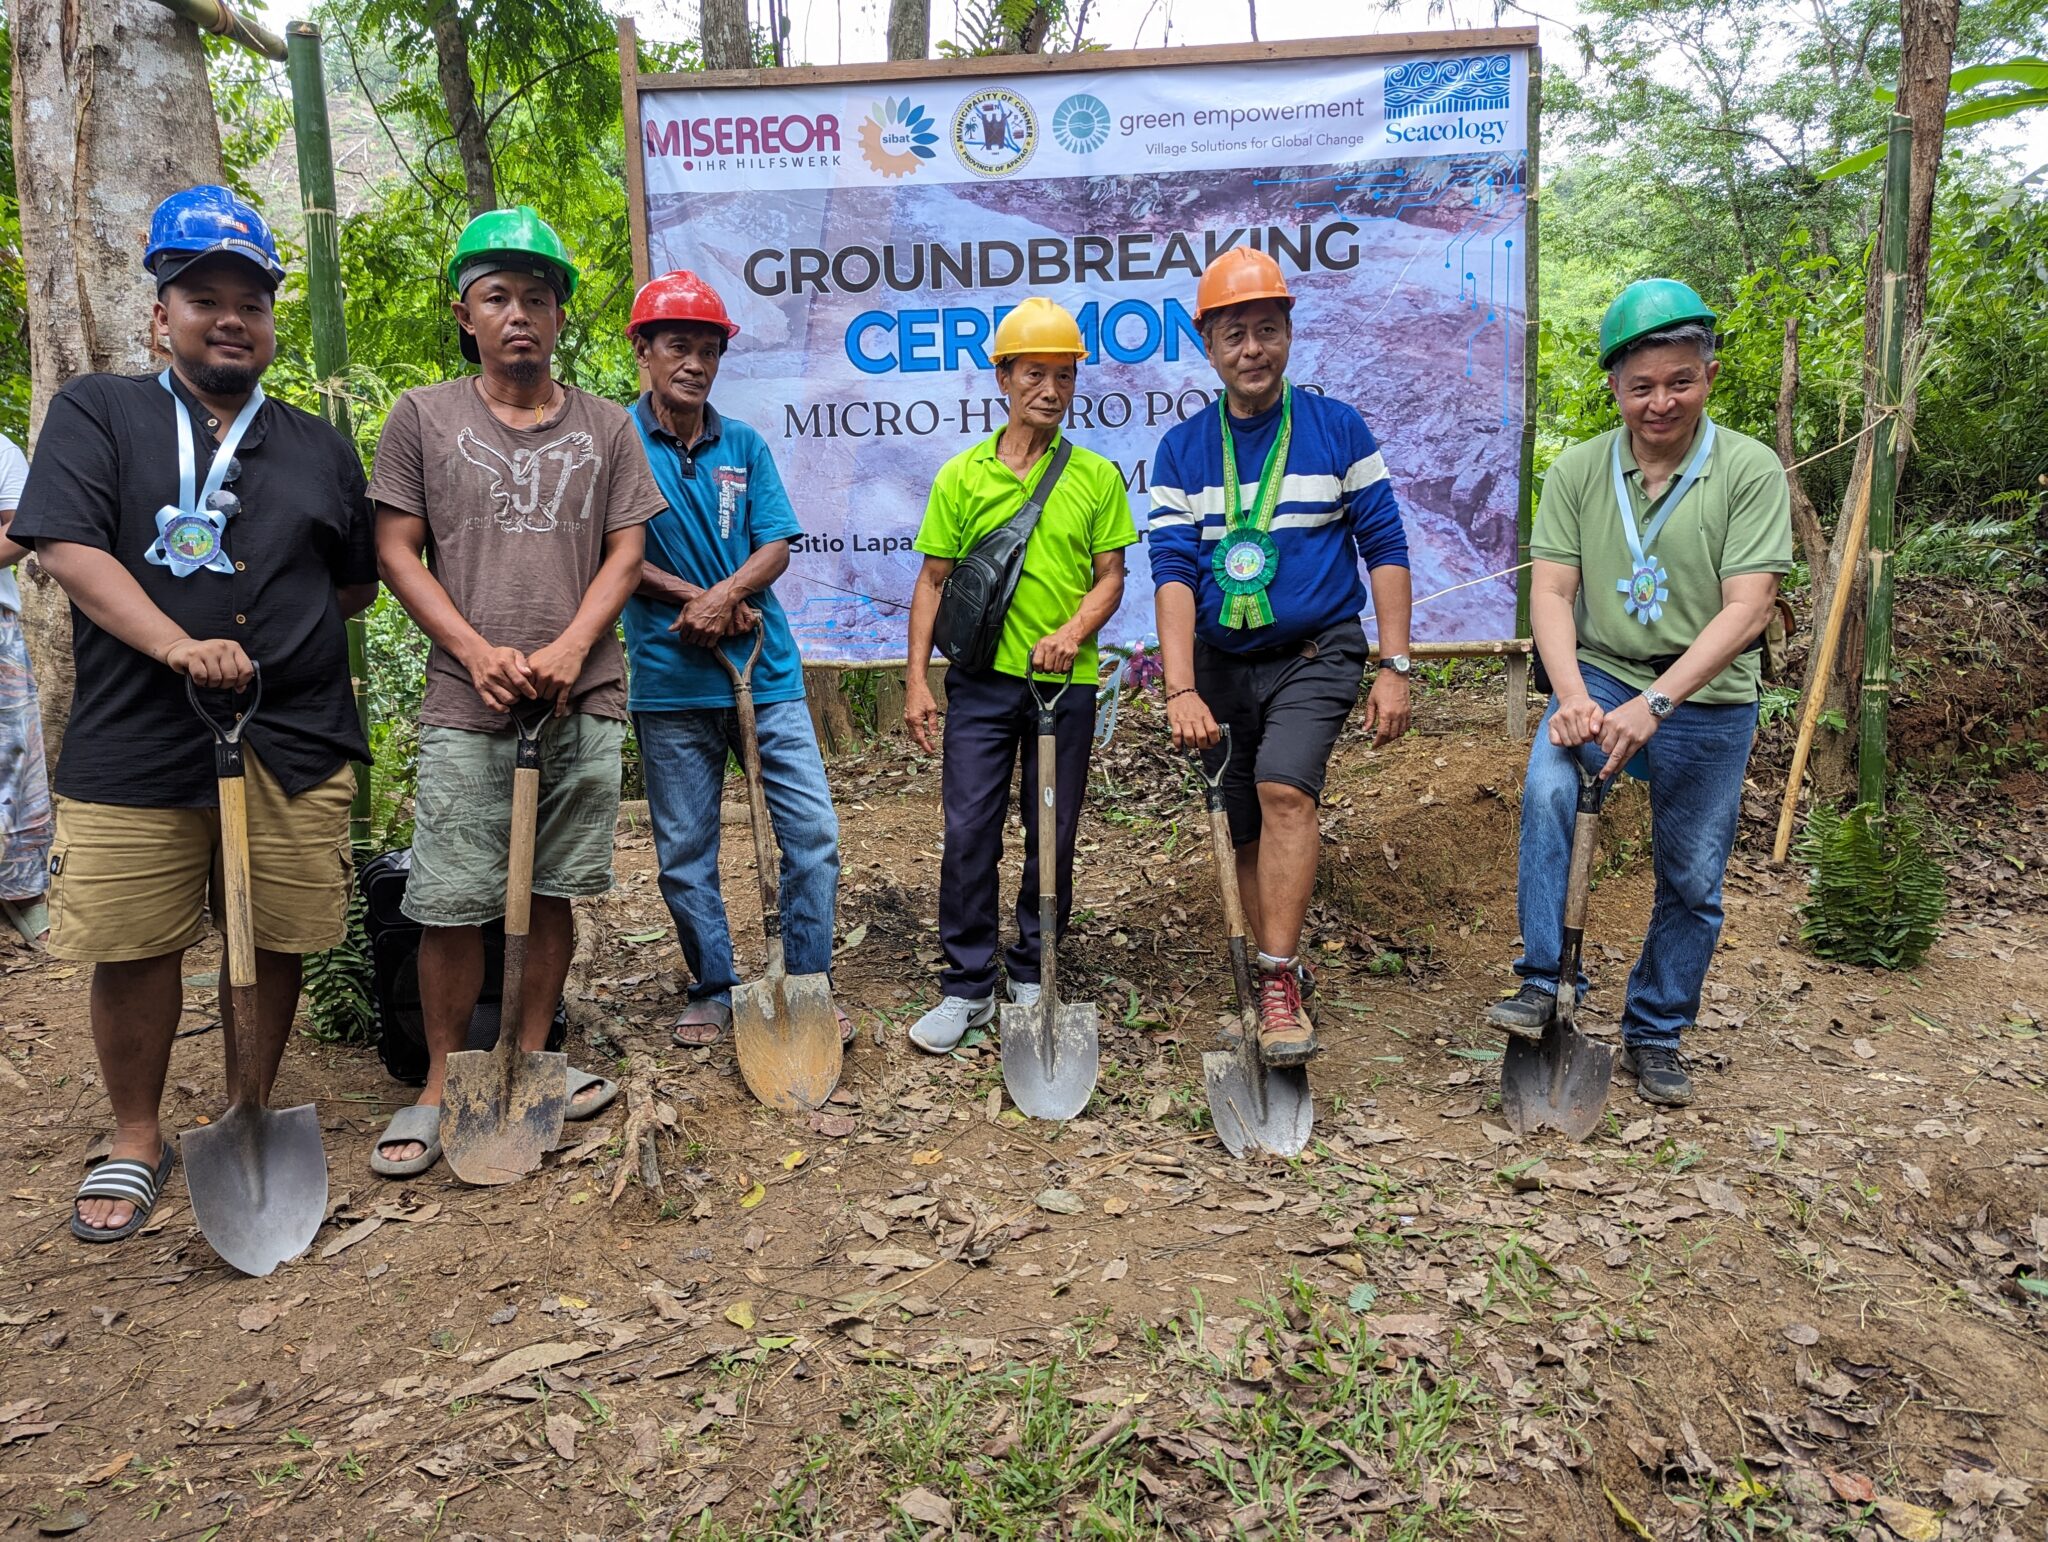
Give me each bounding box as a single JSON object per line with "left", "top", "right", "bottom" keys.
{"left": 1195, "top": 619, "right": 1368, "bottom": 847}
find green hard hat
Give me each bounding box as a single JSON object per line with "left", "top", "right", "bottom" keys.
{"left": 1598, "top": 278, "right": 1717, "bottom": 368}
{"left": 446, "top": 206, "right": 580, "bottom": 300}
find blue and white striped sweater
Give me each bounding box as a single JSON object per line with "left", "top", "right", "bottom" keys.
{"left": 1147, "top": 387, "right": 1409, "bottom": 654}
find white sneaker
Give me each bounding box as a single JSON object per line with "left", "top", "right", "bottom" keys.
{"left": 1007, "top": 978, "right": 1042, "bottom": 1009}
{"left": 908, "top": 994, "right": 995, "bottom": 1054}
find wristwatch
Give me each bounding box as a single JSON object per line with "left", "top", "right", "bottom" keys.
{"left": 1644, "top": 688, "right": 1675, "bottom": 720}
{"left": 1376, "top": 653, "right": 1412, "bottom": 676}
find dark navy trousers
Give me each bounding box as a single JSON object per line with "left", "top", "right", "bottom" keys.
{"left": 937, "top": 667, "right": 1095, "bottom": 999}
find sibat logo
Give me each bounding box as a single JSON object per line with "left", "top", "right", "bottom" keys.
{"left": 456, "top": 427, "right": 599, "bottom": 533}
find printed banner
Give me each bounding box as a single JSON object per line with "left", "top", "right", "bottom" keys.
{"left": 635, "top": 40, "right": 1532, "bottom": 661}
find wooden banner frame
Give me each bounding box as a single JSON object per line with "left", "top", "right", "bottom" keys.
{"left": 614, "top": 23, "right": 1542, "bottom": 739}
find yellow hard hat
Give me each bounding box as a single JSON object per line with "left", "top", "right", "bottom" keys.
{"left": 991, "top": 296, "right": 1087, "bottom": 363}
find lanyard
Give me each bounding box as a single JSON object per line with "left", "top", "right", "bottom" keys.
{"left": 161, "top": 370, "right": 264, "bottom": 515}
{"left": 1609, "top": 417, "right": 1715, "bottom": 566}
{"left": 1219, "top": 382, "right": 1292, "bottom": 535}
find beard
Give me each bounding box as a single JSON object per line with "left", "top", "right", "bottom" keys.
{"left": 184, "top": 358, "right": 265, "bottom": 397}
{"left": 501, "top": 355, "right": 546, "bottom": 390}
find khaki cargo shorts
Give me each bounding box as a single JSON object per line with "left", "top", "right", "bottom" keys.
{"left": 402, "top": 714, "right": 624, "bottom": 928}
{"left": 47, "top": 757, "right": 355, "bottom": 963}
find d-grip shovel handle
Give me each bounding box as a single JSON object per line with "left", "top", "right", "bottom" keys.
{"left": 190, "top": 665, "right": 263, "bottom": 1109}
{"left": 1557, "top": 759, "right": 1609, "bottom": 1029}
{"left": 708, "top": 627, "right": 783, "bottom": 968}
{"left": 1193, "top": 729, "right": 1260, "bottom": 1021}
{"left": 1029, "top": 669, "right": 1074, "bottom": 1019}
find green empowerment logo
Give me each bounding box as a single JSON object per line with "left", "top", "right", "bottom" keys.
{"left": 1052, "top": 93, "right": 1111, "bottom": 154}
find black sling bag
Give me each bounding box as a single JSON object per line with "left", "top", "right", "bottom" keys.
{"left": 932, "top": 440, "right": 1073, "bottom": 674}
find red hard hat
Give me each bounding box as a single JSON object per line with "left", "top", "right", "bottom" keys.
{"left": 626, "top": 269, "right": 739, "bottom": 340}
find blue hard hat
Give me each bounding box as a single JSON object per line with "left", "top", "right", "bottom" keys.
{"left": 144, "top": 185, "right": 286, "bottom": 290}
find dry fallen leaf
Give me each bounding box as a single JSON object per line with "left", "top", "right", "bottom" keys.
{"left": 1101, "top": 1257, "right": 1128, "bottom": 1282}
{"left": 850, "top": 1246, "right": 934, "bottom": 1271}
{"left": 1852, "top": 1038, "right": 1877, "bottom": 1060}
{"left": 1872, "top": 1496, "right": 1941, "bottom": 1542}
{"left": 545, "top": 1412, "right": 581, "bottom": 1461}
{"left": 237, "top": 1303, "right": 281, "bottom": 1333}
{"left": 739, "top": 1182, "right": 766, "bottom": 1209}
{"left": 1102, "top": 1197, "right": 1130, "bottom": 1216}
{"left": 1783, "top": 1322, "right": 1821, "bottom": 1346}
{"left": 1900, "top": 1162, "right": 1931, "bottom": 1198}
{"left": 911, "top": 1149, "right": 944, "bottom": 1166}
{"left": 895, "top": 1487, "right": 954, "bottom": 1528}
{"left": 725, "top": 1301, "right": 757, "bottom": 1330}
{"left": 449, "top": 1341, "right": 598, "bottom": 1400}
{"left": 781, "top": 1149, "right": 806, "bottom": 1170}
{"left": 1036, "top": 1188, "right": 1084, "bottom": 1215}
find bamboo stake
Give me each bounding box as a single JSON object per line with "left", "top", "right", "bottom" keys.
{"left": 1771, "top": 464, "right": 1876, "bottom": 863}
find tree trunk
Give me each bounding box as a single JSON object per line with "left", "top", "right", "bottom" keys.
{"left": 8, "top": 0, "right": 225, "bottom": 769}
{"left": 1805, "top": 0, "right": 1958, "bottom": 795}
{"left": 700, "top": 0, "right": 751, "bottom": 70}
{"left": 885, "top": 0, "right": 928, "bottom": 61}
{"left": 429, "top": 0, "right": 495, "bottom": 218}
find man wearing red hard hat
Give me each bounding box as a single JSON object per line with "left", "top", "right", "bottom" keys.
{"left": 621, "top": 271, "right": 852, "bottom": 1051}
{"left": 1147, "top": 247, "right": 1415, "bottom": 1068}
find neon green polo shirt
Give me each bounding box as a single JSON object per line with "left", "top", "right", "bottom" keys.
{"left": 915, "top": 431, "right": 1138, "bottom": 684}
{"left": 1532, "top": 417, "right": 1792, "bottom": 705}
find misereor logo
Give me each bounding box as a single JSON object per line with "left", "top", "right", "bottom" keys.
{"left": 952, "top": 88, "right": 1038, "bottom": 177}
{"left": 1383, "top": 53, "right": 1513, "bottom": 146}
{"left": 861, "top": 97, "right": 939, "bottom": 177}
{"left": 1051, "top": 93, "right": 1110, "bottom": 154}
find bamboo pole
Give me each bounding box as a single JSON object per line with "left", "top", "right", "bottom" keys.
{"left": 151, "top": 0, "right": 286, "bottom": 59}
{"left": 287, "top": 22, "right": 372, "bottom": 847}
{"left": 1772, "top": 465, "right": 1876, "bottom": 863}
{"left": 1856, "top": 112, "right": 1913, "bottom": 811}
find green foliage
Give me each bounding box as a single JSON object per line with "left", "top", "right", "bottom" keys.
{"left": 1821, "top": 58, "right": 2048, "bottom": 178}
{"left": 0, "top": 28, "right": 31, "bottom": 444}
{"left": 303, "top": 883, "right": 374, "bottom": 1042}
{"left": 1794, "top": 802, "right": 1947, "bottom": 968}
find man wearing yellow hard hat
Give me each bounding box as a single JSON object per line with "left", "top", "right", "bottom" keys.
{"left": 901, "top": 297, "right": 1137, "bottom": 1052}
{"left": 1148, "top": 248, "right": 1415, "bottom": 1068}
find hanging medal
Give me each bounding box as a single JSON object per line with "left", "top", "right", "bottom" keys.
{"left": 145, "top": 370, "right": 263, "bottom": 578}
{"left": 1609, "top": 417, "right": 1715, "bottom": 625}
{"left": 1211, "top": 383, "right": 1292, "bottom": 631}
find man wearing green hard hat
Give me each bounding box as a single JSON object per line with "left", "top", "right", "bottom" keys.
{"left": 1486, "top": 278, "right": 1792, "bottom": 1108}
{"left": 368, "top": 207, "right": 666, "bottom": 1176}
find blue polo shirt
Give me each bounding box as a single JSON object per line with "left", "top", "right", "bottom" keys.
{"left": 623, "top": 398, "right": 805, "bottom": 710}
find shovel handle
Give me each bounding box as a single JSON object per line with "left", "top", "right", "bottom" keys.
{"left": 497, "top": 715, "right": 545, "bottom": 1065}
{"left": 717, "top": 629, "right": 784, "bottom": 969}
{"left": 1191, "top": 730, "right": 1260, "bottom": 1035}
{"left": 191, "top": 667, "right": 264, "bottom": 1108}
{"left": 1557, "top": 757, "right": 1608, "bottom": 1028}
{"left": 707, "top": 625, "right": 766, "bottom": 692}
{"left": 1036, "top": 689, "right": 1060, "bottom": 1021}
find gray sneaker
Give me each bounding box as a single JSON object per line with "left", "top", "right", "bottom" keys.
{"left": 1007, "top": 978, "right": 1041, "bottom": 1009}
{"left": 1485, "top": 983, "right": 1556, "bottom": 1040}
{"left": 908, "top": 994, "right": 995, "bottom": 1054}
{"left": 1624, "top": 1044, "right": 1693, "bottom": 1107}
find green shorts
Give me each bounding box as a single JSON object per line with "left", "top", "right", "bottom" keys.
{"left": 403, "top": 714, "right": 625, "bottom": 928}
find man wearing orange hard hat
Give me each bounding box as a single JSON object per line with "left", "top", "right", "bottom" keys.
{"left": 1147, "top": 247, "right": 1415, "bottom": 1067}
{"left": 620, "top": 270, "right": 853, "bottom": 1053}
{"left": 901, "top": 297, "right": 1137, "bottom": 1053}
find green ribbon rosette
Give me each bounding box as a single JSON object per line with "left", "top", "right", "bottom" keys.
{"left": 1212, "top": 382, "right": 1292, "bottom": 631}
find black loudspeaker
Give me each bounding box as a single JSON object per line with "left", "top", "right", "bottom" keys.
{"left": 359, "top": 848, "right": 567, "bottom": 1086}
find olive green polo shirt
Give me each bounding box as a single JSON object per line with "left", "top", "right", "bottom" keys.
{"left": 915, "top": 431, "right": 1138, "bottom": 684}
{"left": 1532, "top": 416, "right": 1792, "bottom": 705}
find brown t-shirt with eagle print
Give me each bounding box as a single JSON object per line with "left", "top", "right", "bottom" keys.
{"left": 370, "top": 378, "right": 664, "bottom": 731}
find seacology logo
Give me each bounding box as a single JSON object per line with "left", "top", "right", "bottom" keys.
{"left": 1383, "top": 53, "right": 1512, "bottom": 147}
{"left": 861, "top": 97, "right": 939, "bottom": 177}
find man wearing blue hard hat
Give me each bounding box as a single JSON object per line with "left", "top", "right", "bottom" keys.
{"left": 10, "top": 185, "right": 379, "bottom": 1241}
{"left": 1485, "top": 279, "right": 1791, "bottom": 1107}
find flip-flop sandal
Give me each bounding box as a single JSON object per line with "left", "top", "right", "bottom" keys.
{"left": 671, "top": 1005, "right": 732, "bottom": 1049}
{"left": 71, "top": 1141, "right": 175, "bottom": 1244}
{"left": 370, "top": 1104, "right": 444, "bottom": 1178}
{"left": 564, "top": 1068, "right": 619, "bottom": 1121}
{"left": 837, "top": 1006, "right": 857, "bottom": 1047}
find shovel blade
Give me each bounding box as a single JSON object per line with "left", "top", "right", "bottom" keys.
{"left": 440, "top": 1046, "right": 568, "bottom": 1186}
{"left": 999, "top": 1000, "right": 1099, "bottom": 1122}
{"left": 1203, "top": 1039, "right": 1313, "bottom": 1159}
{"left": 734, "top": 971, "right": 843, "bottom": 1113}
{"left": 181, "top": 1102, "right": 328, "bottom": 1277}
{"left": 1500, "top": 1019, "right": 1615, "bottom": 1141}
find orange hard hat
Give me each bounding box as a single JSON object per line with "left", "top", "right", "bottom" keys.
{"left": 627, "top": 269, "right": 739, "bottom": 340}
{"left": 1194, "top": 247, "right": 1294, "bottom": 324}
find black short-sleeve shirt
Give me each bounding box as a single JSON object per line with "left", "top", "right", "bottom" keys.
{"left": 11, "top": 370, "right": 376, "bottom": 807}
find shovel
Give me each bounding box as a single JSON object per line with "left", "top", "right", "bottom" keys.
{"left": 714, "top": 627, "right": 842, "bottom": 1113}
{"left": 181, "top": 666, "right": 329, "bottom": 1276}
{"left": 1193, "top": 729, "right": 1312, "bottom": 1159}
{"left": 1501, "top": 756, "right": 1617, "bottom": 1141}
{"left": 1000, "top": 671, "right": 1099, "bottom": 1121}
{"left": 441, "top": 703, "right": 568, "bottom": 1184}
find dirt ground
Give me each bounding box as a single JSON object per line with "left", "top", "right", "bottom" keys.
{"left": 0, "top": 669, "right": 2043, "bottom": 1542}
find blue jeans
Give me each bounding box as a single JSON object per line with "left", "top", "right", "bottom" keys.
{"left": 1513, "top": 664, "right": 1757, "bottom": 1050}
{"left": 636, "top": 702, "right": 840, "bottom": 1003}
